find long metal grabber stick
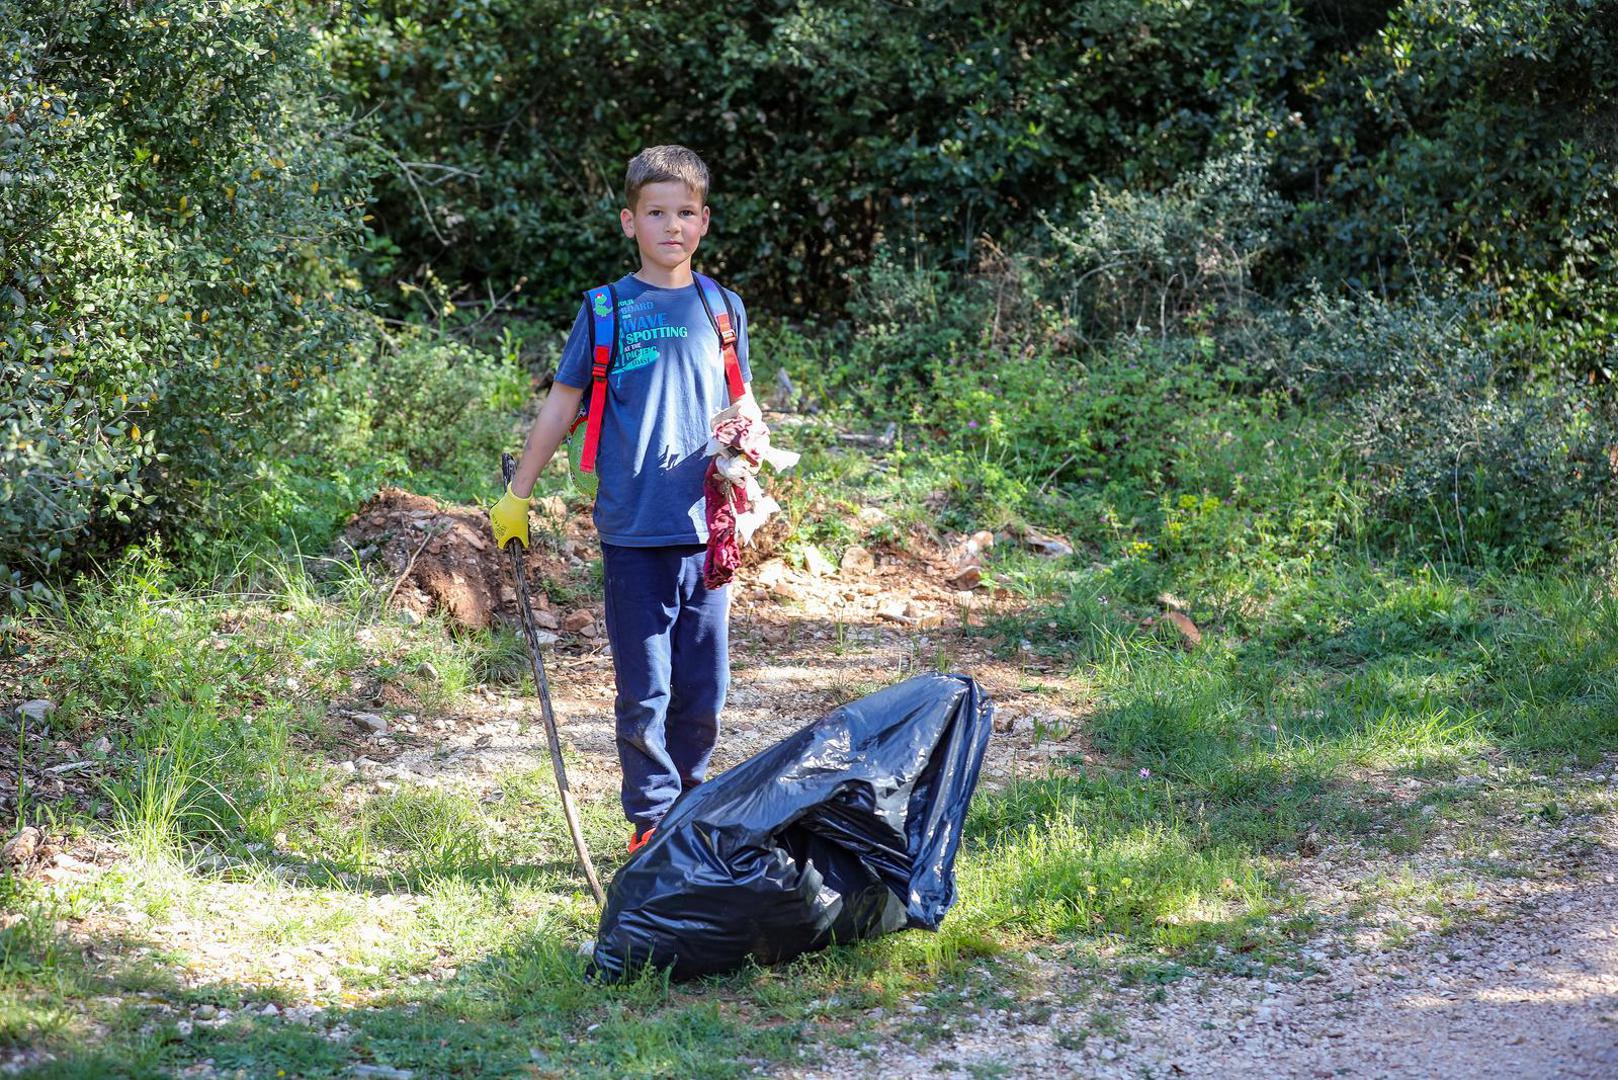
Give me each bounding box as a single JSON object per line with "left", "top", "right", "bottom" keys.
{"left": 500, "top": 453, "right": 606, "bottom": 907}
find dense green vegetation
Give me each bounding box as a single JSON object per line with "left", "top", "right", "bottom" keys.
{"left": 2, "top": 1, "right": 1616, "bottom": 1075}
{"left": 5, "top": 0, "right": 1615, "bottom": 593}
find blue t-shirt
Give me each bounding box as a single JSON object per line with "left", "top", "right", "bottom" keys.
{"left": 555, "top": 274, "right": 752, "bottom": 546}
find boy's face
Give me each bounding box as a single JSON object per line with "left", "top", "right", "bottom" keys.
{"left": 620, "top": 181, "right": 710, "bottom": 274}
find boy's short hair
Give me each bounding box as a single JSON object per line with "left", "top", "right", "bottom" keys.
{"left": 625, "top": 145, "right": 710, "bottom": 209}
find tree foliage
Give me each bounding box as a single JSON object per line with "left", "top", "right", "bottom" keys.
{"left": 330, "top": 0, "right": 1303, "bottom": 309}
{"left": 1, "top": 0, "right": 368, "bottom": 601}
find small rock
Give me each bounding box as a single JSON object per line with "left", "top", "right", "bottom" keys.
{"left": 351, "top": 712, "right": 388, "bottom": 735}
{"left": 536, "top": 495, "right": 567, "bottom": 521}
{"left": 562, "top": 610, "right": 595, "bottom": 633}
{"left": 16, "top": 700, "right": 55, "bottom": 723}
{"left": 968, "top": 529, "right": 995, "bottom": 552}
{"left": 535, "top": 629, "right": 561, "bottom": 646}
{"left": 414, "top": 661, "right": 440, "bottom": 681}
{"left": 398, "top": 609, "right": 423, "bottom": 627}
{"left": 1, "top": 827, "right": 42, "bottom": 868}
{"left": 35, "top": 852, "right": 92, "bottom": 884}
{"left": 261, "top": 1003, "right": 280, "bottom": 1017}
{"left": 803, "top": 545, "right": 836, "bottom": 577}
{"left": 856, "top": 506, "right": 888, "bottom": 526}
{"left": 195, "top": 1004, "right": 218, "bottom": 1021}
{"left": 87, "top": 736, "right": 113, "bottom": 756}
{"left": 756, "top": 559, "right": 790, "bottom": 588}
{"left": 877, "top": 601, "right": 915, "bottom": 625}
{"left": 1023, "top": 530, "right": 1074, "bottom": 557}
{"left": 351, "top": 1067, "right": 413, "bottom": 1080}
{"left": 947, "top": 562, "right": 983, "bottom": 590}
{"left": 903, "top": 600, "right": 943, "bottom": 629}
{"left": 532, "top": 608, "right": 560, "bottom": 630}
{"left": 839, "top": 544, "right": 875, "bottom": 575}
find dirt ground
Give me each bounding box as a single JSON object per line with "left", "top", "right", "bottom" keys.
{"left": 335, "top": 485, "right": 1092, "bottom": 804}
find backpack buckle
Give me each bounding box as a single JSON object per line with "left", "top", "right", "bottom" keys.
{"left": 714, "top": 314, "right": 737, "bottom": 347}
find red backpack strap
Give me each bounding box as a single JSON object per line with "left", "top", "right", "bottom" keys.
{"left": 576, "top": 283, "right": 618, "bottom": 473}
{"left": 693, "top": 272, "right": 747, "bottom": 401}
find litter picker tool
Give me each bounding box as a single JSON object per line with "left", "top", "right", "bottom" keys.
{"left": 500, "top": 453, "right": 605, "bottom": 907}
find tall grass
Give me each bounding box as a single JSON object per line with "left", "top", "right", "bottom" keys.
{"left": 103, "top": 706, "right": 236, "bottom": 863}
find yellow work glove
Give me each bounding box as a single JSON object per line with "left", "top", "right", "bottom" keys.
{"left": 490, "top": 484, "right": 532, "bottom": 549}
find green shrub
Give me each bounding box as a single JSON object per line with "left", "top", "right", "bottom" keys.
{"left": 1046, "top": 139, "right": 1284, "bottom": 340}
{"left": 1, "top": 1, "right": 370, "bottom": 601}
{"left": 228, "top": 323, "right": 530, "bottom": 555}
{"left": 1284, "top": 0, "right": 1618, "bottom": 383}
{"left": 1280, "top": 290, "right": 1618, "bottom": 554}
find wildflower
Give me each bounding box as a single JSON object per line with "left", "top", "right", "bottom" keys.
{"left": 1138, "top": 767, "right": 1151, "bottom": 779}
{"left": 967, "top": 420, "right": 979, "bottom": 429}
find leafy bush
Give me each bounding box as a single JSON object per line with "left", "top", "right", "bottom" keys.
{"left": 1283, "top": 0, "right": 1618, "bottom": 383}
{"left": 1046, "top": 139, "right": 1284, "bottom": 340}
{"left": 227, "top": 324, "right": 530, "bottom": 555}
{"left": 1, "top": 1, "right": 370, "bottom": 602}
{"left": 1281, "top": 290, "right": 1618, "bottom": 553}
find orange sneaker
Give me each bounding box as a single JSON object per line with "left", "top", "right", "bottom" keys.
{"left": 628, "top": 826, "right": 655, "bottom": 855}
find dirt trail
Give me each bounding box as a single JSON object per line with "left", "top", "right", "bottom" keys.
{"left": 338, "top": 487, "right": 1089, "bottom": 805}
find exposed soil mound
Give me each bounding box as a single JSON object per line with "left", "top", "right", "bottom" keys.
{"left": 338, "top": 485, "right": 1039, "bottom": 638}
{"left": 340, "top": 487, "right": 591, "bottom": 632}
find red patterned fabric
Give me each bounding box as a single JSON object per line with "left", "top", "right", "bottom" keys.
{"left": 703, "top": 458, "right": 747, "bottom": 588}
{"left": 711, "top": 414, "right": 767, "bottom": 466}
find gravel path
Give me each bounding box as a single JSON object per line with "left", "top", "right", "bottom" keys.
{"left": 787, "top": 806, "right": 1618, "bottom": 1080}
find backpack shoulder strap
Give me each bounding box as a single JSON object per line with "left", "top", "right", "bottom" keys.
{"left": 692, "top": 272, "right": 747, "bottom": 401}
{"left": 576, "top": 282, "right": 618, "bottom": 474}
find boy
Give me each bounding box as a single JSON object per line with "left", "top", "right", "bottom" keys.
{"left": 489, "top": 145, "right": 754, "bottom": 854}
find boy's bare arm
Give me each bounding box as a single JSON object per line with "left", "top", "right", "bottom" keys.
{"left": 510, "top": 381, "right": 585, "bottom": 497}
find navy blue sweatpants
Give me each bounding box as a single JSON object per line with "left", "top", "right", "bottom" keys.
{"left": 600, "top": 542, "right": 730, "bottom": 833}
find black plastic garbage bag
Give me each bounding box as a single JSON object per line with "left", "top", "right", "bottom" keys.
{"left": 590, "top": 672, "right": 994, "bottom": 982}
